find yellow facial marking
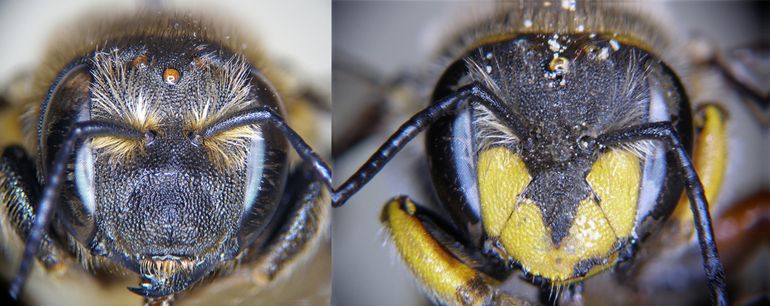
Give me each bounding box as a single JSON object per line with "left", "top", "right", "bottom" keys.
{"left": 500, "top": 199, "right": 617, "bottom": 282}
{"left": 585, "top": 150, "right": 640, "bottom": 238}
{"left": 480, "top": 148, "right": 640, "bottom": 283}
{"left": 381, "top": 198, "right": 493, "bottom": 305}
{"left": 477, "top": 146, "right": 532, "bottom": 237}
{"left": 675, "top": 104, "right": 727, "bottom": 228}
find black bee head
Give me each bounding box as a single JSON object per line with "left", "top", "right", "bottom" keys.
{"left": 40, "top": 33, "right": 289, "bottom": 296}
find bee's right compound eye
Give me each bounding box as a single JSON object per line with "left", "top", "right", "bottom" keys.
{"left": 40, "top": 63, "right": 99, "bottom": 243}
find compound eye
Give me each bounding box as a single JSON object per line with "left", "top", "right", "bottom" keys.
{"left": 627, "top": 58, "right": 693, "bottom": 237}
{"left": 40, "top": 63, "right": 97, "bottom": 244}
{"left": 425, "top": 57, "right": 485, "bottom": 237}
{"left": 234, "top": 70, "right": 291, "bottom": 247}
{"left": 73, "top": 140, "right": 97, "bottom": 240}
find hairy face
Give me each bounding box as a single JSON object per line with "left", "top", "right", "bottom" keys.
{"left": 45, "top": 37, "right": 290, "bottom": 296}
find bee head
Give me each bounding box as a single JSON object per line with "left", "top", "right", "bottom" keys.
{"left": 427, "top": 33, "right": 692, "bottom": 284}
{"left": 39, "top": 37, "right": 289, "bottom": 296}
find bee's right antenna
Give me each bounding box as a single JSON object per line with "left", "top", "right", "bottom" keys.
{"left": 332, "top": 81, "right": 524, "bottom": 207}
{"left": 9, "top": 121, "right": 142, "bottom": 300}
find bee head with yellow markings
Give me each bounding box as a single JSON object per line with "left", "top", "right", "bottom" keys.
{"left": 38, "top": 15, "right": 290, "bottom": 296}
{"left": 426, "top": 5, "right": 693, "bottom": 285}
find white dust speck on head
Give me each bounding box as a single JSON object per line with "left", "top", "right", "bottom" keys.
{"left": 548, "top": 39, "right": 561, "bottom": 53}
{"left": 609, "top": 39, "right": 620, "bottom": 51}
{"left": 598, "top": 47, "right": 610, "bottom": 60}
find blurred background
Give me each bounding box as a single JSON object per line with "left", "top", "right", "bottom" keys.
{"left": 0, "top": 0, "right": 330, "bottom": 88}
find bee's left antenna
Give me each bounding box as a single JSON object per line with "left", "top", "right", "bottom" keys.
{"left": 201, "top": 107, "right": 333, "bottom": 191}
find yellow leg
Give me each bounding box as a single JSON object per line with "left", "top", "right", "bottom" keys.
{"left": 381, "top": 196, "right": 534, "bottom": 306}
{"left": 674, "top": 104, "right": 728, "bottom": 232}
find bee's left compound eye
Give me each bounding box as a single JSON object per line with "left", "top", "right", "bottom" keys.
{"left": 232, "top": 71, "right": 291, "bottom": 248}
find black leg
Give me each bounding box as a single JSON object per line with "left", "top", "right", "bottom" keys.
{"left": 0, "top": 146, "right": 67, "bottom": 271}
{"left": 0, "top": 146, "right": 53, "bottom": 263}
{"left": 332, "top": 81, "right": 520, "bottom": 207}
{"left": 248, "top": 161, "right": 328, "bottom": 281}
{"left": 597, "top": 122, "right": 728, "bottom": 306}
{"left": 202, "top": 107, "right": 332, "bottom": 191}
{"left": 9, "top": 121, "right": 141, "bottom": 300}
{"left": 1, "top": 146, "right": 41, "bottom": 234}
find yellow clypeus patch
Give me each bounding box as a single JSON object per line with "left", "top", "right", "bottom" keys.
{"left": 586, "top": 150, "right": 641, "bottom": 239}
{"left": 480, "top": 148, "right": 640, "bottom": 283}
{"left": 477, "top": 146, "right": 532, "bottom": 237}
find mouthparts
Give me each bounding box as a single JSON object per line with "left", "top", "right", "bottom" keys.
{"left": 128, "top": 255, "right": 203, "bottom": 297}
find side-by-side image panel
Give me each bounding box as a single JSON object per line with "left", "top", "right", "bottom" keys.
{"left": 0, "top": 0, "right": 767, "bottom": 305}
{"left": 331, "top": 1, "right": 767, "bottom": 306}
{"left": 0, "top": 1, "right": 331, "bottom": 305}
